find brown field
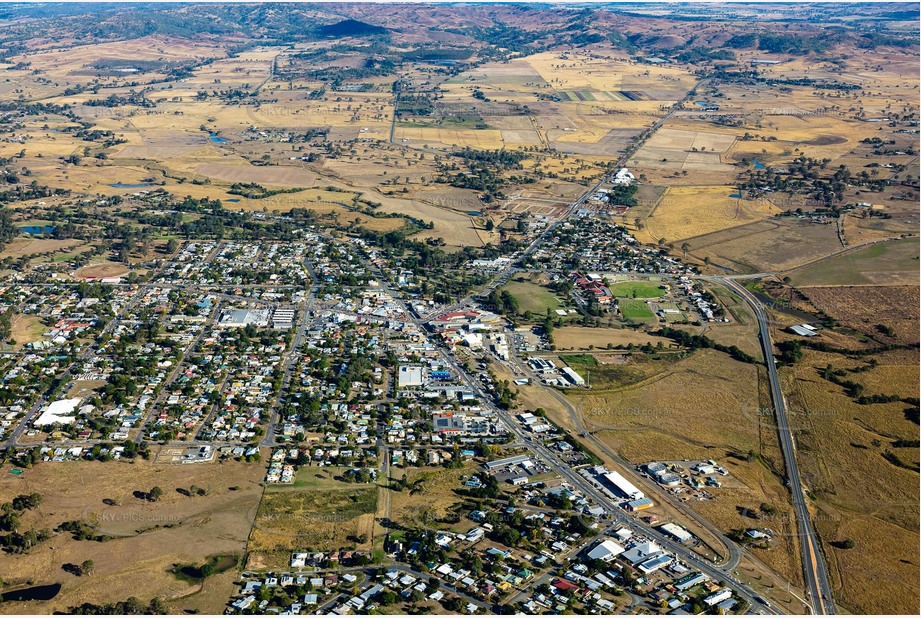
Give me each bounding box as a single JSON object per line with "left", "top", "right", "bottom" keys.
{"left": 387, "top": 464, "right": 477, "bottom": 531}
{"left": 576, "top": 350, "right": 771, "bottom": 463}
{"left": 782, "top": 345, "right": 919, "bottom": 614}
{"left": 8, "top": 314, "right": 46, "bottom": 349}
{"left": 799, "top": 285, "right": 920, "bottom": 344}
{"left": 194, "top": 164, "right": 319, "bottom": 187}
{"left": 246, "top": 483, "right": 377, "bottom": 570}
{"left": 630, "top": 127, "right": 737, "bottom": 172}
{"left": 73, "top": 262, "right": 132, "bottom": 279}
{"left": 0, "top": 455, "right": 265, "bottom": 614}
{"left": 552, "top": 326, "right": 675, "bottom": 350}
{"left": 636, "top": 185, "right": 780, "bottom": 245}
{"left": 682, "top": 219, "right": 843, "bottom": 274}
{"left": 0, "top": 238, "right": 85, "bottom": 260}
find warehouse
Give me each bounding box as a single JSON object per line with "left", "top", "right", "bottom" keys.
{"left": 484, "top": 454, "right": 532, "bottom": 471}
{"left": 660, "top": 522, "right": 693, "bottom": 543}
{"left": 604, "top": 470, "right": 645, "bottom": 500}
{"left": 560, "top": 366, "right": 585, "bottom": 386}
{"left": 398, "top": 365, "right": 424, "bottom": 388}
{"left": 586, "top": 539, "right": 625, "bottom": 562}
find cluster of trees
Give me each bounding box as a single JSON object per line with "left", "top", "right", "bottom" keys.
{"left": 606, "top": 184, "right": 638, "bottom": 207}
{"left": 656, "top": 326, "right": 758, "bottom": 364}
{"left": 342, "top": 467, "right": 376, "bottom": 483}
{"left": 0, "top": 493, "right": 49, "bottom": 554}
{"left": 68, "top": 597, "right": 168, "bottom": 615}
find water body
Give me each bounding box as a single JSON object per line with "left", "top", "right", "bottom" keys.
{"left": 693, "top": 101, "right": 709, "bottom": 107}
{"left": 729, "top": 193, "right": 742, "bottom": 199}
{"left": 209, "top": 133, "right": 228, "bottom": 143}
{"left": 466, "top": 211, "right": 482, "bottom": 216}
{"left": 0, "top": 583, "right": 61, "bottom": 602}
{"left": 754, "top": 160, "right": 766, "bottom": 169}
{"left": 19, "top": 225, "right": 55, "bottom": 235}
{"left": 226, "top": 198, "right": 241, "bottom": 203}
{"left": 109, "top": 182, "right": 153, "bottom": 189}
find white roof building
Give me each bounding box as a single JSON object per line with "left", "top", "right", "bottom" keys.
{"left": 398, "top": 365, "right": 424, "bottom": 388}
{"left": 586, "top": 539, "right": 626, "bottom": 562}
{"left": 34, "top": 398, "right": 83, "bottom": 427}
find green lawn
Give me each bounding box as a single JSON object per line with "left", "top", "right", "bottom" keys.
{"left": 609, "top": 281, "right": 666, "bottom": 299}
{"left": 560, "top": 353, "right": 598, "bottom": 367}
{"left": 619, "top": 299, "right": 656, "bottom": 322}
{"left": 502, "top": 280, "right": 565, "bottom": 315}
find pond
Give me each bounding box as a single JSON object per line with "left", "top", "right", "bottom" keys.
{"left": 109, "top": 182, "right": 153, "bottom": 189}
{"left": 754, "top": 160, "right": 766, "bottom": 169}
{"left": 0, "top": 583, "right": 61, "bottom": 602}
{"left": 466, "top": 211, "right": 482, "bottom": 216}
{"left": 209, "top": 133, "right": 228, "bottom": 143}
{"left": 19, "top": 225, "right": 56, "bottom": 235}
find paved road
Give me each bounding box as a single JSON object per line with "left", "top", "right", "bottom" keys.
{"left": 721, "top": 278, "right": 836, "bottom": 615}
{"left": 430, "top": 344, "right": 778, "bottom": 615}
{"left": 505, "top": 348, "right": 740, "bottom": 569}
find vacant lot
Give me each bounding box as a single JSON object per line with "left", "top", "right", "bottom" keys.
{"left": 0, "top": 455, "right": 265, "bottom": 614}
{"left": 552, "top": 326, "right": 674, "bottom": 350}
{"left": 388, "top": 464, "right": 477, "bottom": 532}
{"left": 501, "top": 280, "right": 565, "bottom": 315}
{"left": 247, "top": 485, "right": 377, "bottom": 569}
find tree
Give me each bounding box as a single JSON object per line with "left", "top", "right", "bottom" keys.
{"left": 80, "top": 559, "right": 94, "bottom": 576}
{"left": 148, "top": 486, "right": 163, "bottom": 502}
{"left": 681, "top": 242, "right": 690, "bottom": 259}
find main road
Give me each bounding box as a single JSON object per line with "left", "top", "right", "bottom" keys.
{"left": 720, "top": 277, "right": 836, "bottom": 615}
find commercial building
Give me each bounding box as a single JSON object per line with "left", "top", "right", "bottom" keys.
{"left": 218, "top": 308, "right": 270, "bottom": 328}
{"left": 659, "top": 522, "right": 693, "bottom": 543}
{"left": 560, "top": 366, "right": 585, "bottom": 386}
{"left": 603, "top": 470, "right": 645, "bottom": 500}
{"left": 586, "top": 539, "right": 625, "bottom": 562}
{"left": 398, "top": 365, "right": 424, "bottom": 388}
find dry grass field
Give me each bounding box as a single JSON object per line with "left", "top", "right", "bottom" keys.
{"left": 782, "top": 346, "right": 919, "bottom": 615}
{"left": 636, "top": 185, "right": 781, "bottom": 245}
{"left": 0, "top": 455, "right": 265, "bottom": 614}
{"left": 576, "top": 350, "right": 771, "bottom": 462}
{"left": 800, "top": 285, "right": 919, "bottom": 343}
{"left": 679, "top": 219, "right": 844, "bottom": 274}
{"left": 788, "top": 239, "right": 920, "bottom": 286}
{"left": 552, "top": 326, "right": 674, "bottom": 350}
{"left": 387, "top": 464, "right": 477, "bottom": 531}
{"left": 0, "top": 238, "right": 84, "bottom": 260}
{"left": 246, "top": 479, "right": 378, "bottom": 570}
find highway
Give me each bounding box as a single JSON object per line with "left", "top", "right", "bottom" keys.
{"left": 720, "top": 277, "right": 836, "bottom": 615}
